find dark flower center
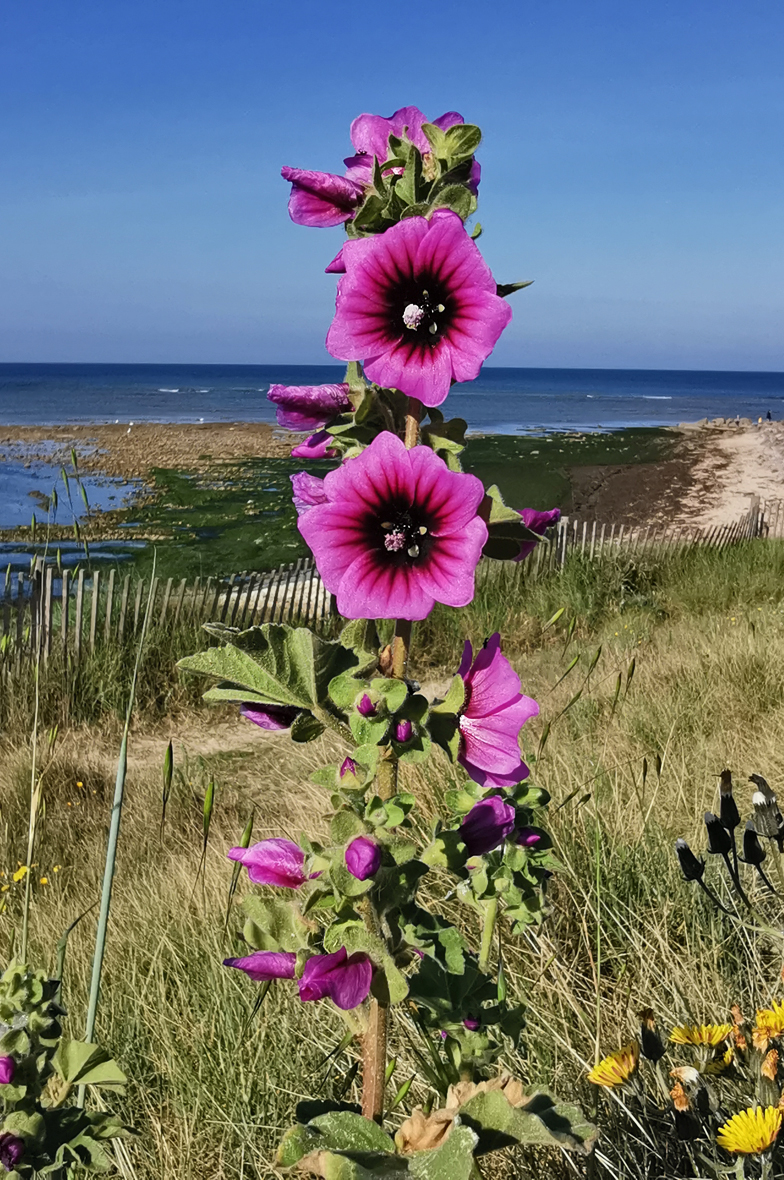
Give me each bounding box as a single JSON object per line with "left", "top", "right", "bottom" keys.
{"left": 373, "top": 506, "right": 432, "bottom": 565}
{"left": 394, "top": 282, "right": 450, "bottom": 344}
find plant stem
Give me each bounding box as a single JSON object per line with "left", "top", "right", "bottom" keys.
{"left": 360, "top": 398, "right": 422, "bottom": 1123}
{"left": 478, "top": 896, "right": 498, "bottom": 974}
{"left": 78, "top": 563, "right": 156, "bottom": 1107}
{"left": 770, "top": 842, "right": 784, "bottom": 897}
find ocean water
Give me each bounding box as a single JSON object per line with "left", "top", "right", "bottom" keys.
{"left": 0, "top": 363, "right": 782, "bottom": 432}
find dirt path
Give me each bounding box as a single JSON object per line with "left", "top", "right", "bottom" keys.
{"left": 569, "top": 422, "right": 784, "bottom": 529}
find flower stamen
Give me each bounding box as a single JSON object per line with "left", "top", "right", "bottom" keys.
{"left": 403, "top": 304, "right": 426, "bottom": 330}
{"left": 384, "top": 529, "right": 406, "bottom": 552}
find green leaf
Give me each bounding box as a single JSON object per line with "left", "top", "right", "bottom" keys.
{"left": 330, "top": 859, "right": 374, "bottom": 898}
{"left": 51, "top": 1041, "right": 127, "bottom": 1088}
{"left": 375, "top": 679, "right": 408, "bottom": 713}
{"left": 496, "top": 280, "right": 534, "bottom": 297}
{"left": 291, "top": 712, "right": 326, "bottom": 743}
{"left": 179, "top": 623, "right": 355, "bottom": 711}
{"left": 242, "top": 896, "right": 309, "bottom": 952}
{"left": 458, "top": 1089, "right": 597, "bottom": 1155}
{"left": 420, "top": 122, "right": 448, "bottom": 159}
{"left": 340, "top": 619, "right": 380, "bottom": 674}
{"left": 329, "top": 670, "right": 370, "bottom": 709}
{"left": 394, "top": 142, "right": 425, "bottom": 207}
{"left": 431, "top": 675, "right": 465, "bottom": 716}
{"left": 443, "top": 123, "right": 482, "bottom": 160}
{"left": 408, "top": 1124, "right": 478, "bottom": 1180}
{"left": 331, "top": 810, "right": 368, "bottom": 845}
{"left": 430, "top": 184, "right": 474, "bottom": 221}
{"left": 309, "top": 1111, "right": 396, "bottom": 1154}
{"left": 427, "top": 713, "right": 460, "bottom": 762}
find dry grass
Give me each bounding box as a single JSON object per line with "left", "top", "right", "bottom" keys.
{"left": 3, "top": 540, "right": 784, "bottom": 1177}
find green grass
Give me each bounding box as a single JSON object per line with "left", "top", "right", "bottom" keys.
{"left": 4, "top": 539, "right": 784, "bottom": 1177}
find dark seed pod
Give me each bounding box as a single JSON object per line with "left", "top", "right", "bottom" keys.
{"left": 742, "top": 821, "right": 766, "bottom": 866}
{"left": 675, "top": 838, "right": 705, "bottom": 882}
{"left": 704, "top": 812, "right": 732, "bottom": 856}
{"left": 639, "top": 1008, "right": 665, "bottom": 1062}
{"left": 719, "top": 792, "right": 740, "bottom": 832}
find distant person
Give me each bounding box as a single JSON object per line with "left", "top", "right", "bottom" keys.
{"left": 735, "top": 414, "right": 740, "bottom": 425}
{"left": 767, "top": 410, "right": 772, "bottom": 421}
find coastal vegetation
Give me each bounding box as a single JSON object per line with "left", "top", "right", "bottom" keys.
{"left": 4, "top": 538, "right": 784, "bottom": 1176}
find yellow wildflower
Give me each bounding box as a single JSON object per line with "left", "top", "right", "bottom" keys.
{"left": 39, "top": 877, "right": 48, "bottom": 886}
{"left": 76, "top": 781, "right": 83, "bottom": 788}
{"left": 12, "top": 866, "right": 28, "bottom": 883}
{"left": 705, "top": 1046, "right": 735, "bottom": 1076}
{"left": 587, "top": 1042, "right": 640, "bottom": 1087}
{"left": 52, "top": 866, "right": 60, "bottom": 873}
{"left": 717, "top": 1106, "right": 782, "bottom": 1155}
{"left": 670, "top": 1023, "right": 732, "bottom": 1047}
{"left": 0, "top": 886, "right": 8, "bottom": 894}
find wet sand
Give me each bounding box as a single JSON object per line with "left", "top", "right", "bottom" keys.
{"left": 0, "top": 421, "right": 292, "bottom": 482}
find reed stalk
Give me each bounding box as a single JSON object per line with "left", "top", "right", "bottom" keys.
{"left": 78, "top": 558, "right": 156, "bottom": 1106}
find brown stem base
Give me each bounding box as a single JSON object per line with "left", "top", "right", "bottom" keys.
{"left": 362, "top": 998, "right": 388, "bottom": 1122}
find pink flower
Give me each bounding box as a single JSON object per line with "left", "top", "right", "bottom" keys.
{"left": 340, "top": 756, "right": 358, "bottom": 778}
{"left": 298, "top": 432, "right": 487, "bottom": 620}
{"left": 298, "top": 948, "right": 373, "bottom": 1010}
{"left": 268, "top": 383, "right": 351, "bottom": 432}
{"left": 0, "top": 1057, "right": 14, "bottom": 1085}
{"left": 395, "top": 719, "right": 413, "bottom": 743}
{"left": 280, "top": 166, "right": 364, "bottom": 228}
{"left": 0, "top": 1133, "right": 23, "bottom": 1170}
{"left": 346, "top": 107, "right": 473, "bottom": 183}
{"left": 291, "top": 472, "right": 328, "bottom": 516}
{"left": 345, "top": 836, "right": 381, "bottom": 880}
{"left": 227, "top": 838, "right": 315, "bottom": 888}
{"left": 457, "top": 634, "right": 539, "bottom": 788}
{"left": 516, "top": 507, "right": 561, "bottom": 561}
{"left": 357, "top": 693, "right": 377, "bottom": 716}
{"left": 325, "top": 246, "right": 347, "bottom": 274}
{"left": 459, "top": 795, "right": 516, "bottom": 855}
{"left": 223, "top": 951, "right": 296, "bottom": 982}
{"left": 326, "top": 212, "right": 512, "bottom": 407}
{"left": 240, "top": 702, "right": 301, "bottom": 731}
{"left": 290, "top": 430, "right": 338, "bottom": 460}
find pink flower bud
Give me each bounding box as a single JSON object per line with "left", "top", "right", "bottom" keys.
{"left": 517, "top": 827, "right": 543, "bottom": 848}
{"left": 0, "top": 1057, "right": 14, "bottom": 1085}
{"left": 227, "top": 838, "right": 317, "bottom": 888}
{"left": 223, "top": 951, "right": 297, "bottom": 982}
{"left": 298, "top": 948, "right": 373, "bottom": 1011}
{"left": 340, "top": 757, "right": 359, "bottom": 778}
{"left": 395, "top": 719, "right": 412, "bottom": 743}
{"left": 357, "top": 694, "right": 377, "bottom": 717}
{"left": 459, "top": 795, "right": 516, "bottom": 856}
{"left": 345, "top": 836, "right": 381, "bottom": 881}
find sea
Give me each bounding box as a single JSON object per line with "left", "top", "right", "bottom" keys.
{"left": 1, "top": 363, "right": 783, "bottom": 433}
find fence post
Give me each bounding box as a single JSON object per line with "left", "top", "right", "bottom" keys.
{"left": 61, "top": 569, "right": 70, "bottom": 657}
{"left": 117, "top": 575, "right": 131, "bottom": 642}
{"left": 74, "top": 569, "right": 85, "bottom": 663}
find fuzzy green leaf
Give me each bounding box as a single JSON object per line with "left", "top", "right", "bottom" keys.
{"left": 408, "top": 1124, "right": 478, "bottom": 1180}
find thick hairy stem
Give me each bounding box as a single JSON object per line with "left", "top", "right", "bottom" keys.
{"left": 361, "top": 399, "right": 423, "bottom": 1122}
{"left": 478, "top": 896, "right": 498, "bottom": 974}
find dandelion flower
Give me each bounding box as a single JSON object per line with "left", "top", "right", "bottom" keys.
{"left": 39, "top": 877, "right": 48, "bottom": 886}
{"left": 12, "top": 866, "right": 28, "bottom": 883}
{"left": 717, "top": 1106, "right": 782, "bottom": 1155}
{"left": 587, "top": 1042, "right": 639, "bottom": 1087}
{"left": 705, "top": 1046, "right": 735, "bottom": 1076}
{"left": 670, "top": 1023, "right": 732, "bottom": 1047}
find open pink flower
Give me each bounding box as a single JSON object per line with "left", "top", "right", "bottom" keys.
{"left": 267, "top": 383, "right": 351, "bottom": 431}
{"left": 290, "top": 430, "right": 338, "bottom": 460}
{"left": 516, "top": 507, "right": 561, "bottom": 561}
{"left": 228, "top": 838, "right": 314, "bottom": 888}
{"left": 457, "top": 634, "right": 539, "bottom": 788}
{"left": 298, "top": 948, "right": 373, "bottom": 1010}
{"left": 298, "top": 431, "right": 487, "bottom": 620}
{"left": 280, "top": 167, "right": 364, "bottom": 228}
{"left": 326, "top": 211, "right": 512, "bottom": 407}
{"left": 223, "top": 951, "right": 296, "bottom": 983}
{"left": 240, "top": 702, "right": 301, "bottom": 731}
{"left": 290, "top": 472, "right": 328, "bottom": 516}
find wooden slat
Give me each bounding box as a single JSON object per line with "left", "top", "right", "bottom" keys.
{"left": 159, "top": 577, "right": 174, "bottom": 627}
{"left": 117, "top": 575, "right": 131, "bottom": 642}
{"left": 188, "top": 576, "right": 201, "bottom": 622}
{"left": 220, "top": 576, "right": 236, "bottom": 624}
{"left": 61, "top": 569, "right": 70, "bottom": 655}
{"left": 173, "top": 578, "right": 188, "bottom": 626}
{"left": 74, "top": 569, "right": 85, "bottom": 662}
{"left": 89, "top": 571, "right": 100, "bottom": 652}
{"left": 229, "top": 576, "right": 244, "bottom": 626}
{"left": 133, "top": 578, "right": 145, "bottom": 633}
{"left": 589, "top": 521, "right": 597, "bottom": 560}
{"left": 103, "top": 569, "right": 116, "bottom": 644}
{"left": 43, "top": 566, "right": 54, "bottom": 661}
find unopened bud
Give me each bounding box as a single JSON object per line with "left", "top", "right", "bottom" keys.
{"left": 639, "top": 1008, "right": 665, "bottom": 1062}
{"left": 742, "top": 821, "right": 766, "bottom": 866}
{"left": 719, "top": 791, "right": 740, "bottom": 832}
{"left": 704, "top": 811, "right": 732, "bottom": 855}
{"left": 675, "top": 838, "right": 704, "bottom": 881}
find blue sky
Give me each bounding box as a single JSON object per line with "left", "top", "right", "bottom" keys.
{"left": 1, "top": 0, "right": 781, "bottom": 370}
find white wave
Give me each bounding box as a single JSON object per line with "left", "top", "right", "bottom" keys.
{"left": 642, "top": 395, "right": 672, "bottom": 399}
{"left": 158, "top": 388, "right": 180, "bottom": 393}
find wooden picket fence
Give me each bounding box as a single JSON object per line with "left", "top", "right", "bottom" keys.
{"left": 0, "top": 494, "right": 778, "bottom": 680}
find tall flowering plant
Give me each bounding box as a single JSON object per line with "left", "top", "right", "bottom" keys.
{"left": 180, "top": 107, "right": 592, "bottom": 1176}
